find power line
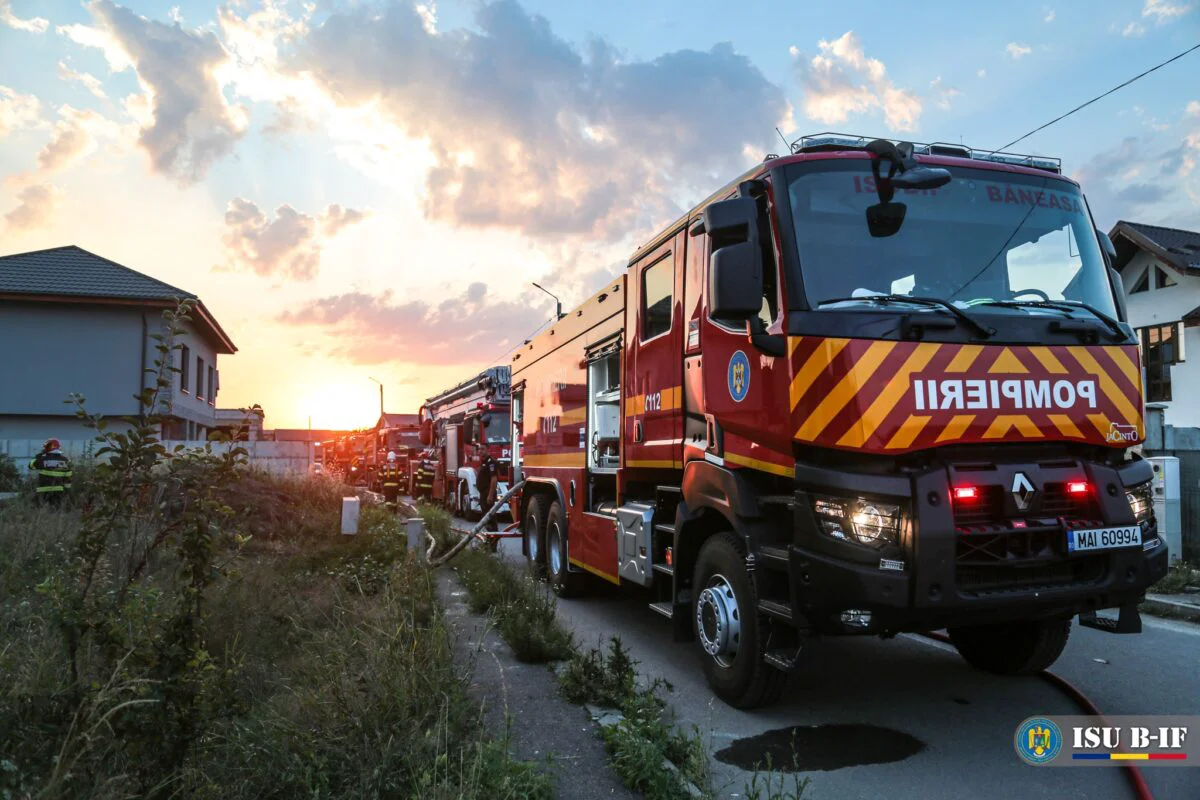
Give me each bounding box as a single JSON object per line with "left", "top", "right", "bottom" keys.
{"left": 989, "top": 41, "right": 1200, "bottom": 155}
{"left": 469, "top": 314, "right": 556, "bottom": 376}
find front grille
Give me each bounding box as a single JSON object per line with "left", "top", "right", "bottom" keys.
{"left": 951, "top": 481, "right": 1096, "bottom": 527}
{"left": 953, "top": 486, "right": 1006, "bottom": 527}
{"left": 955, "top": 526, "right": 1108, "bottom": 593}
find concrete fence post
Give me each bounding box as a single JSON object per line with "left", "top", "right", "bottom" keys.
{"left": 406, "top": 517, "right": 425, "bottom": 560}
{"left": 341, "top": 496, "right": 360, "bottom": 535}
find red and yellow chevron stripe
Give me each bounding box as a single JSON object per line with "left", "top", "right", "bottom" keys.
{"left": 789, "top": 337, "right": 1145, "bottom": 454}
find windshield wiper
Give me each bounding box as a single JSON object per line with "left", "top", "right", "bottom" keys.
{"left": 973, "top": 300, "right": 1126, "bottom": 341}
{"left": 817, "top": 294, "right": 996, "bottom": 339}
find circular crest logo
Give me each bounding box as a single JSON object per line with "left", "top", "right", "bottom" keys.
{"left": 1014, "top": 717, "right": 1062, "bottom": 765}
{"left": 727, "top": 350, "right": 750, "bottom": 403}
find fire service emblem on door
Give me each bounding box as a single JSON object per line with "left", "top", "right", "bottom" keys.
{"left": 728, "top": 351, "right": 750, "bottom": 403}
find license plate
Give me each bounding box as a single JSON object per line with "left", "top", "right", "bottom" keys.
{"left": 1066, "top": 526, "right": 1142, "bottom": 553}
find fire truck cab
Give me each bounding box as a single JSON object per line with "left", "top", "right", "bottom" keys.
{"left": 511, "top": 133, "right": 1170, "bottom": 708}
{"left": 418, "top": 366, "right": 513, "bottom": 520}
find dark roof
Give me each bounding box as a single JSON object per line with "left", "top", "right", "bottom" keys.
{"left": 0, "top": 245, "right": 236, "bottom": 353}
{"left": 1109, "top": 221, "right": 1200, "bottom": 274}
{"left": 0, "top": 245, "right": 194, "bottom": 299}
{"left": 378, "top": 413, "right": 419, "bottom": 429}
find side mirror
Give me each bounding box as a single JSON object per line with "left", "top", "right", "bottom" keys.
{"left": 1097, "top": 230, "right": 1117, "bottom": 261}
{"left": 704, "top": 197, "right": 764, "bottom": 322}
{"left": 419, "top": 418, "right": 433, "bottom": 446}
{"left": 891, "top": 166, "right": 952, "bottom": 191}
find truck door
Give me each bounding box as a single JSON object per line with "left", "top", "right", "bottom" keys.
{"left": 445, "top": 424, "right": 459, "bottom": 496}
{"left": 624, "top": 231, "right": 685, "bottom": 471}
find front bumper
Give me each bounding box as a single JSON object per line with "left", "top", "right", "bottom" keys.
{"left": 788, "top": 457, "right": 1171, "bottom": 634}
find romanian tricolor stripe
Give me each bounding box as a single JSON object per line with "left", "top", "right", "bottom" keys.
{"left": 789, "top": 337, "right": 1145, "bottom": 455}
{"left": 1072, "top": 753, "right": 1187, "bottom": 761}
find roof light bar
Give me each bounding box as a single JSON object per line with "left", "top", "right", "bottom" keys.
{"left": 788, "top": 132, "right": 1061, "bottom": 173}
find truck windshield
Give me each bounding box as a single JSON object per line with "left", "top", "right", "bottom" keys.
{"left": 784, "top": 161, "right": 1117, "bottom": 318}
{"left": 483, "top": 410, "right": 511, "bottom": 443}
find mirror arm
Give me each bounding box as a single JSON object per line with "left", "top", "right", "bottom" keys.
{"left": 746, "top": 317, "right": 786, "bottom": 358}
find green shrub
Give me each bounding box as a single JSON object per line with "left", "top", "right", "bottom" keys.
{"left": 497, "top": 588, "right": 575, "bottom": 663}
{"left": 1152, "top": 561, "right": 1200, "bottom": 594}
{"left": 0, "top": 453, "right": 20, "bottom": 491}
{"left": 559, "top": 636, "right": 638, "bottom": 708}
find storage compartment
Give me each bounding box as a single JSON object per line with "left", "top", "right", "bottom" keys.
{"left": 588, "top": 349, "right": 621, "bottom": 471}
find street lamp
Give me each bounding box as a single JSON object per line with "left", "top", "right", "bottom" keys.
{"left": 532, "top": 282, "right": 565, "bottom": 320}
{"left": 368, "top": 377, "right": 383, "bottom": 417}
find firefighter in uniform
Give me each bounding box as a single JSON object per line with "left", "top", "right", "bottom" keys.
{"left": 476, "top": 451, "right": 500, "bottom": 532}
{"left": 412, "top": 449, "right": 434, "bottom": 501}
{"left": 382, "top": 451, "right": 401, "bottom": 509}
{"left": 28, "top": 439, "right": 73, "bottom": 506}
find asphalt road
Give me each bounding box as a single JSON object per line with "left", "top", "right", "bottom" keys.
{"left": 448, "top": 511, "right": 1200, "bottom": 800}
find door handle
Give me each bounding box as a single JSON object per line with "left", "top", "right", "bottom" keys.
{"left": 634, "top": 420, "right": 644, "bottom": 443}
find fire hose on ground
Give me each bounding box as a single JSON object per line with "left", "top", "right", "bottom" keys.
{"left": 425, "top": 480, "right": 525, "bottom": 567}
{"left": 917, "top": 630, "right": 1154, "bottom": 800}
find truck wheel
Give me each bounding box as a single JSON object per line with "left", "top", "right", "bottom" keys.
{"left": 524, "top": 495, "right": 547, "bottom": 579}
{"left": 692, "top": 533, "right": 786, "bottom": 709}
{"left": 948, "top": 618, "right": 1071, "bottom": 676}
{"left": 546, "top": 501, "right": 585, "bottom": 598}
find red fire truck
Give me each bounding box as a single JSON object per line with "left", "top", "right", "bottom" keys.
{"left": 509, "top": 133, "right": 1169, "bottom": 708}
{"left": 418, "top": 366, "right": 513, "bottom": 519}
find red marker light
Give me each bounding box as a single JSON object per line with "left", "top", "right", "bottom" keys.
{"left": 953, "top": 486, "right": 978, "bottom": 501}
{"left": 1067, "top": 480, "right": 1089, "bottom": 495}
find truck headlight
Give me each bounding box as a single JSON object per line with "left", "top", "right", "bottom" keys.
{"left": 811, "top": 495, "right": 902, "bottom": 547}
{"left": 1125, "top": 482, "right": 1154, "bottom": 529}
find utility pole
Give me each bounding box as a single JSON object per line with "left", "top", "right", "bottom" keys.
{"left": 368, "top": 377, "right": 384, "bottom": 418}
{"left": 532, "top": 282, "right": 565, "bottom": 321}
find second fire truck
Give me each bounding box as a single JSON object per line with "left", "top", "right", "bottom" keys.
{"left": 418, "top": 366, "right": 513, "bottom": 520}
{"left": 509, "top": 133, "right": 1169, "bottom": 709}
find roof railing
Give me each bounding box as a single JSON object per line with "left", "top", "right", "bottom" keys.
{"left": 783, "top": 132, "right": 1062, "bottom": 174}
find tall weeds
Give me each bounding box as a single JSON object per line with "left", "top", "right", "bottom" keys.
{"left": 0, "top": 299, "right": 547, "bottom": 799}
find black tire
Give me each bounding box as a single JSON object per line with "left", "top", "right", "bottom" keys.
{"left": 524, "top": 495, "right": 547, "bottom": 579}
{"left": 948, "top": 618, "right": 1072, "bottom": 676}
{"left": 546, "top": 501, "right": 586, "bottom": 597}
{"left": 691, "top": 533, "right": 786, "bottom": 709}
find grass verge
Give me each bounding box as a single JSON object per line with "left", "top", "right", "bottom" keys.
{"left": 450, "top": 548, "right": 711, "bottom": 798}
{"left": 0, "top": 476, "right": 551, "bottom": 799}
{"left": 1151, "top": 561, "right": 1200, "bottom": 594}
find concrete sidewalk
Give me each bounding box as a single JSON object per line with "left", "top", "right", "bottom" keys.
{"left": 1143, "top": 592, "right": 1200, "bottom": 622}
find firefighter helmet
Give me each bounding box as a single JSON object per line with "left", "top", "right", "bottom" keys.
{"left": 387, "top": 451, "right": 397, "bottom": 463}
{"left": 43, "top": 438, "right": 61, "bottom": 451}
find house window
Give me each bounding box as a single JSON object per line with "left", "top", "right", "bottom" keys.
{"left": 197, "top": 356, "right": 205, "bottom": 400}
{"left": 1130, "top": 269, "right": 1149, "bottom": 294}
{"left": 180, "top": 345, "right": 190, "bottom": 393}
{"left": 1155, "top": 266, "right": 1177, "bottom": 289}
{"left": 208, "top": 365, "right": 215, "bottom": 406}
{"left": 641, "top": 253, "right": 673, "bottom": 340}
{"left": 1141, "top": 324, "right": 1179, "bottom": 402}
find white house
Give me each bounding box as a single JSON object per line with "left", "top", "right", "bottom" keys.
{"left": 1110, "top": 221, "right": 1200, "bottom": 427}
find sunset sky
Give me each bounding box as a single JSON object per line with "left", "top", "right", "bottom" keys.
{"left": 2, "top": 0, "right": 1197, "bottom": 430}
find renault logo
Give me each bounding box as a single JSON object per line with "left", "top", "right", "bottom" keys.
{"left": 1012, "top": 472, "right": 1036, "bottom": 511}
